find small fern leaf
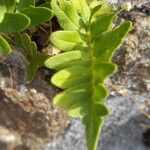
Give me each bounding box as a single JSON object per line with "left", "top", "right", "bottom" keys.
{"left": 0, "top": 35, "right": 11, "bottom": 55}
{"left": 0, "top": 5, "right": 7, "bottom": 23}
{"left": 83, "top": 116, "right": 104, "bottom": 150}
{"left": 0, "top": 0, "right": 16, "bottom": 13}
{"left": 70, "top": 0, "right": 90, "bottom": 19}
{"left": 21, "top": 33, "right": 48, "bottom": 83}
{"left": 0, "top": 13, "right": 30, "bottom": 32}
{"left": 21, "top": 33, "right": 38, "bottom": 82}
{"left": 50, "top": 31, "right": 84, "bottom": 51}
{"left": 89, "top": 0, "right": 111, "bottom": 17}
{"left": 94, "top": 21, "right": 132, "bottom": 61}
{"left": 51, "top": 0, "right": 80, "bottom": 30}
{"left": 90, "top": 13, "right": 116, "bottom": 39}
{"left": 20, "top": 6, "right": 52, "bottom": 26}
{"left": 17, "top": 0, "right": 35, "bottom": 10}
{"left": 51, "top": 66, "right": 90, "bottom": 89}
{"left": 45, "top": 50, "right": 82, "bottom": 70}
{"left": 46, "top": 0, "right": 132, "bottom": 150}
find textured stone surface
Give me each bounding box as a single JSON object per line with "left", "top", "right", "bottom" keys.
{"left": 0, "top": 85, "right": 67, "bottom": 150}
{"left": 109, "top": 0, "right": 150, "bottom": 6}
{"left": 46, "top": 94, "right": 150, "bottom": 150}
{"left": 0, "top": 51, "right": 68, "bottom": 150}
{"left": 108, "top": 10, "right": 150, "bottom": 95}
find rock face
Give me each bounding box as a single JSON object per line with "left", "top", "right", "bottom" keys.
{"left": 0, "top": 51, "right": 68, "bottom": 149}
{"left": 46, "top": 95, "right": 150, "bottom": 150}
{"left": 109, "top": 0, "right": 150, "bottom": 7}
{"left": 0, "top": 87, "right": 67, "bottom": 150}
{"left": 109, "top": 10, "right": 150, "bottom": 95}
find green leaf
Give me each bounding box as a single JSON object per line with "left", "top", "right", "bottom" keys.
{"left": 50, "top": 31, "right": 84, "bottom": 51}
{"left": 0, "top": 0, "right": 16, "bottom": 13}
{"left": 90, "top": 4, "right": 102, "bottom": 19}
{"left": 89, "top": 0, "right": 111, "bottom": 17}
{"left": 51, "top": 0, "right": 80, "bottom": 30}
{"left": 45, "top": 50, "right": 82, "bottom": 70}
{"left": 0, "top": 0, "right": 16, "bottom": 22}
{"left": 21, "top": 33, "right": 48, "bottom": 83}
{"left": 17, "top": 0, "right": 35, "bottom": 10}
{"left": 90, "top": 13, "right": 116, "bottom": 39}
{"left": 0, "top": 13, "right": 30, "bottom": 32}
{"left": 70, "top": 0, "right": 90, "bottom": 19}
{"left": 94, "top": 21, "right": 132, "bottom": 61}
{"left": 20, "top": 6, "right": 52, "bottom": 26}
{"left": 4, "top": 0, "right": 16, "bottom": 12}
{"left": 0, "top": 5, "right": 7, "bottom": 22}
{"left": 13, "top": 32, "right": 23, "bottom": 48}
{"left": 93, "top": 85, "right": 108, "bottom": 102}
{"left": 0, "top": 35, "right": 11, "bottom": 55}
{"left": 94, "top": 62, "right": 117, "bottom": 83}
{"left": 53, "top": 83, "right": 90, "bottom": 110}
{"left": 51, "top": 66, "right": 90, "bottom": 89}
{"left": 21, "top": 33, "right": 37, "bottom": 82}
{"left": 39, "top": 2, "right": 51, "bottom": 9}
{"left": 49, "top": 1, "right": 132, "bottom": 150}
{"left": 83, "top": 116, "right": 104, "bottom": 150}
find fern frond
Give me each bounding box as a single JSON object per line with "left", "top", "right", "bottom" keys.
{"left": 45, "top": 0, "right": 132, "bottom": 150}
{"left": 0, "top": 35, "right": 11, "bottom": 55}
{"left": 21, "top": 33, "right": 49, "bottom": 83}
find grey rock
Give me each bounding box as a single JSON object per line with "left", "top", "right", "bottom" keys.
{"left": 100, "top": 94, "right": 150, "bottom": 150}
{"left": 109, "top": 0, "right": 150, "bottom": 7}
{"left": 46, "top": 94, "right": 150, "bottom": 150}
